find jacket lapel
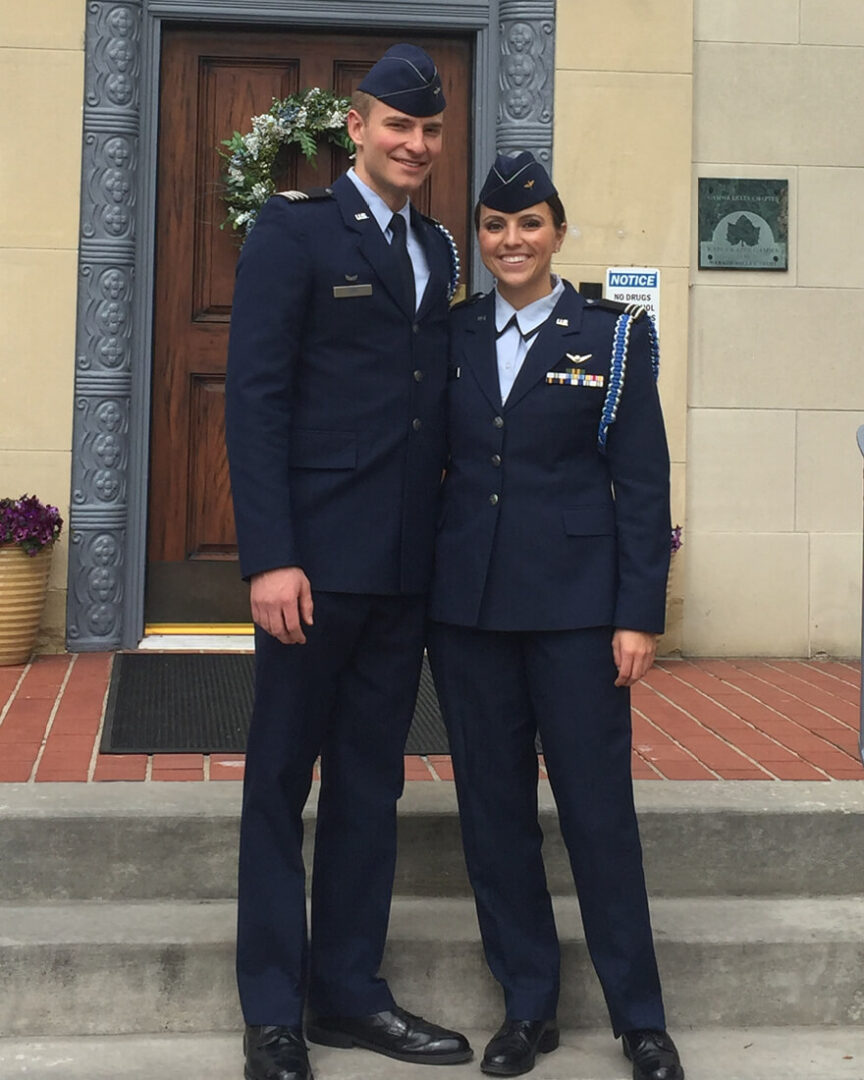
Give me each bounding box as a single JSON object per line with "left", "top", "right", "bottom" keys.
{"left": 457, "top": 293, "right": 501, "bottom": 410}
{"left": 331, "top": 175, "right": 412, "bottom": 318}
{"left": 503, "top": 282, "right": 587, "bottom": 411}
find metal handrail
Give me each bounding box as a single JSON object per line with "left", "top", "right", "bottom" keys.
{"left": 858, "top": 426, "right": 864, "bottom": 765}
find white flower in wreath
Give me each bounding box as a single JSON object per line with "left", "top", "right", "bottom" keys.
{"left": 219, "top": 87, "right": 355, "bottom": 241}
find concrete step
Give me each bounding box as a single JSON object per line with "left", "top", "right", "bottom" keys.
{"left": 2, "top": 895, "right": 863, "bottom": 1036}
{"left": 2, "top": 1028, "right": 864, "bottom": 1080}
{"left": 2, "top": 781, "right": 863, "bottom": 901}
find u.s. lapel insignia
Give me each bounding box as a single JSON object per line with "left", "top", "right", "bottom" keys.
{"left": 354, "top": 212, "right": 369, "bottom": 221}
{"left": 524, "top": 179, "right": 535, "bottom": 189}
{"left": 556, "top": 318, "right": 569, "bottom": 326}
{"left": 566, "top": 352, "right": 593, "bottom": 364}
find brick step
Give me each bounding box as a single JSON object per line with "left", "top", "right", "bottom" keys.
{"left": 2, "top": 1027, "right": 864, "bottom": 1080}
{"left": 2, "top": 895, "right": 863, "bottom": 1036}
{"left": 2, "top": 781, "right": 862, "bottom": 902}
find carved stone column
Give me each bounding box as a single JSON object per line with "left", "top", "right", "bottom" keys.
{"left": 67, "top": 0, "right": 141, "bottom": 649}
{"left": 497, "top": 1, "right": 555, "bottom": 165}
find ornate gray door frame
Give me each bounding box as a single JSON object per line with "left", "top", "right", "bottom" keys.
{"left": 68, "top": 0, "right": 555, "bottom": 650}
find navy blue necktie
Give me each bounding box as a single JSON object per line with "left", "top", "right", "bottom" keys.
{"left": 497, "top": 313, "right": 544, "bottom": 341}
{"left": 389, "top": 213, "right": 416, "bottom": 313}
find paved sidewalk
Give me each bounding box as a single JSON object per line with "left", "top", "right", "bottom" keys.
{"left": 0, "top": 653, "right": 860, "bottom": 783}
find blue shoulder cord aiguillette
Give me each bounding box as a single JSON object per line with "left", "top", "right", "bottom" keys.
{"left": 431, "top": 221, "right": 461, "bottom": 302}
{"left": 598, "top": 313, "right": 631, "bottom": 452}
{"left": 646, "top": 312, "right": 660, "bottom": 383}
{"left": 596, "top": 310, "right": 661, "bottom": 452}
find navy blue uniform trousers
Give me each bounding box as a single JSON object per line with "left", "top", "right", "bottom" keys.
{"left": 237, "top": 591, "right": 425, "bottom": 1027}
{"left": 427, "top": 621, "right": 665, "bottom": 1036}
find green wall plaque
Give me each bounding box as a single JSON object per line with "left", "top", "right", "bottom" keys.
{"left": 698, "top": 178, "right": 788, "bottom": 270}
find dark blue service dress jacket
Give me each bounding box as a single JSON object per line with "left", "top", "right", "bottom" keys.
{"left": 225, "top": 174, "right": 454, "bottom": 596}
{"left": 429, "top": 281, "right": 671, "bottom": 632}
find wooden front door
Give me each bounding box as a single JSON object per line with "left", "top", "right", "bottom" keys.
{"left": 146, "top": 26, "right": 473, "bottom": 625}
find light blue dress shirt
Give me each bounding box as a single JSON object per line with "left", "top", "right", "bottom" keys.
{"left": 346, "top": 168, "right": 430, "bottom": 312}
{"left": 494, "top": 275, "right": 565, "bottom": 403}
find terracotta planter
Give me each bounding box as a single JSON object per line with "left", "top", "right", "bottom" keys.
{"left": 0, "top": 543, "right": 53, "bottom": 666}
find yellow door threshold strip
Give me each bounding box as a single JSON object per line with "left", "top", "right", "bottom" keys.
{"left": 144, "top": 623, "right": 255, "bottom": 636}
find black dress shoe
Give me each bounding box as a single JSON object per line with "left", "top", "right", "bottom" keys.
{"left": 307, "top": 1005, "right": 472, "bottom": 1064}
{"left": 622, "top": 1029, "right": 684, "bottom": 1080}
{"left": 244, "top": 1025, "right": 313, "bottom": 1080}
{"left": 481, "top": 1019, "right": 559, "bottom": 1076}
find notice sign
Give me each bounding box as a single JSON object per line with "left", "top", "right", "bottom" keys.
{"left": 605, "top": 267, "right": 660, "bottom": 336}
{"left": 698, "top": 178, "right": 788, "bottom": 270}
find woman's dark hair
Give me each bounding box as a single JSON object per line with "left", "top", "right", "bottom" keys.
{"left": 474, "top": 193, "right": 567, "bottom": 231}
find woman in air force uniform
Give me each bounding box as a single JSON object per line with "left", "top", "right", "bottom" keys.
{"left": 427, "top": 152, "right": 684, "bottom": 1080}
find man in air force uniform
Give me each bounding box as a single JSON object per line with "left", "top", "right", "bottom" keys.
{"left": 226, "top": 44, "right": 469, "bottom": 1080}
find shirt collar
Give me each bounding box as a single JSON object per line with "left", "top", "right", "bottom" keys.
{"left": 347, "top": 168, "right": 411, "bottom": 235}
{"left": 495, "top": 275, "right": 564, "bottom": 335}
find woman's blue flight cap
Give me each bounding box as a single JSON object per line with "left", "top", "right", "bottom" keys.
{"left": 478, "top": 151, "right": 557, "bottom": 212}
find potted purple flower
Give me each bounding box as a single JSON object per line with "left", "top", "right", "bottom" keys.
{"left": 0, "top": 495, "right": 63, "bottom": 665}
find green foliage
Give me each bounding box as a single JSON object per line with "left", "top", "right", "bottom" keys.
{"left": 219, "top": 88, "right": 354, "bottom": 239}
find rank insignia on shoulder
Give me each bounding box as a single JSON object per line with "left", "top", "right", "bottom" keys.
{"left": 277, "top": 187, "right": 333, "bottom": 202}
{"left": 586, "top": 297, "right": 647, "bottom": 320}
{"left": 450, "top": 291, "right": 484, "bottom": 312}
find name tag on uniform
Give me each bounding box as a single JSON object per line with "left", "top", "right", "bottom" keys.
{"left": 546, "top": 369, "right": 605, "bottom": 388}
{"left": 332, "top": 284, "right": 373, "bottom": 298}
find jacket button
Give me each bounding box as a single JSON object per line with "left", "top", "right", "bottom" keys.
{"left": 413, "top": 323, "right": 420, "bottom": 334}
{"left": 412, "top": 418, "right": 422, "bottom": 431}
{"left": 493, "top": 416, "right": 504, "bottom": 428}
{"left": 489, "top": 493, "right": 499, "bottom": 506}
{"left": 413, "top": 369, "right": 424, "bottom": 382}
{"left": 490, "top": 454, "right": 501, "bottom": 467}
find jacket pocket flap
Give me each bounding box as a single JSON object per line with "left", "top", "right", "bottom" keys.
{"left": 289, "top": 429, "right": 357, "bottom": 469}
{"left": 563, "top": 506, "right": 616, "bottom": 536}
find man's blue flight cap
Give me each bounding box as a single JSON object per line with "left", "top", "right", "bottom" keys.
{"left": 357, "top": 44, "right": 446, "bottom": 117}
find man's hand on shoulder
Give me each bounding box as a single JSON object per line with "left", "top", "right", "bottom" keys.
{"left": 250, "top": 567, "right": 314, "bottom": 645}
{"left": 612, "top": 628, "right": 657, "bottom": 687}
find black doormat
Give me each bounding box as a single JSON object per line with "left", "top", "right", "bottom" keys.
{"left": 101, "top": 652, "right": 450, "bottom": 755}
